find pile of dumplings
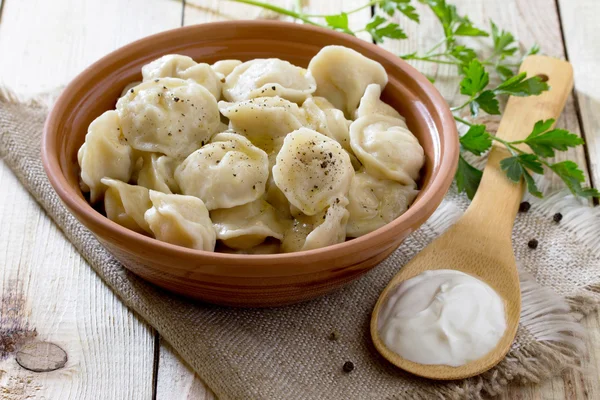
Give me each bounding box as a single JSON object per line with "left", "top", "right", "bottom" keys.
{"left": 78, "top": 45, "right": 425, "bottom": 254}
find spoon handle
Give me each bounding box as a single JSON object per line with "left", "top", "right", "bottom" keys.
{"left": 465, "top": 56, "right": 574, "bottom": 236}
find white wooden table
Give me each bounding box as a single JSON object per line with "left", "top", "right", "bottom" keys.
{"left": 0, "top": 0, "right": 598, "bottom": 398}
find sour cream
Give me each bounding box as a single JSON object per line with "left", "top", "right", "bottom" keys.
{"left": 378, "top": 269, "right": 506, "bottom": 367}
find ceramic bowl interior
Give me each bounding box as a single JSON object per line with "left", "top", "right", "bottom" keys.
{"left": 42, "top": 21, "right": 458, "bottom": 307}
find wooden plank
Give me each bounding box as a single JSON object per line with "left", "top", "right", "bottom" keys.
{"left": 383, "top": 0, "right": 588, "bottom": 193}
{"left": 0, "top": 0, "right": 183, "bottom": 399}
{"left": 558, "top": 0, "right": 600, "bottom": 189}
{"left": 153, "top": 2, "right": 371, "bottom": 398}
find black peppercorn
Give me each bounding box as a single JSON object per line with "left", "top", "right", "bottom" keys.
{"left": 528, "top": 239, "right": 538, "bottom": 249}
{"left": 519, "top": 201, "right": 531, "bottom": 212}
{"left": 342, "top": 361, "right": 354, "bottom": 373}
{"left": 553, "top": 212, "right": 563, "bottom": 223}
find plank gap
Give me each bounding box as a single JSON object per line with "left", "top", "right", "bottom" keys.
{"left": 151, "top": 330, "right": 160, "bottom": 400}
{"left": 181, "top": 0, "right": 186, "bottom": 27}
{"left": 0, "top": 0, "right": 5, "bottom": 27}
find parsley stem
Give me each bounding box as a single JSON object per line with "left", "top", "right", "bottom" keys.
{"left": 450, "top": 97, "right": 475, "bottom": 112}
{"left": 425, "top": 38, "right": 450, "bottom": 56}
{"left": 400, "top": 55, "right": 462, "bottom": 65}
{"left": 227, "top": 0, "right": 324, "bottom": 26}
{"left": 302, "top": 0, "right": 380, "bottom": 17}
{"left": 453, "top": 116, "right": 473, "bottom": 126}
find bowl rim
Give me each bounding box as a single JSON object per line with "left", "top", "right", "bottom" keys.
{"left": 42, "top": 20, "right": 458, "bottom": 267}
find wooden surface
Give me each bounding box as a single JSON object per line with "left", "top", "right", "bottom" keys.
{"left": 0, "top": 0, "right": 598, "bottom": 398}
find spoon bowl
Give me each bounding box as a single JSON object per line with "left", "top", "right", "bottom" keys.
{"left": 371, "top": 56, "right": 574, "bottom": 380}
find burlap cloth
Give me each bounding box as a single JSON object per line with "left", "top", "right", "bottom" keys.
{"left": 1, "top": 90, "right": 600, "bottom": 399}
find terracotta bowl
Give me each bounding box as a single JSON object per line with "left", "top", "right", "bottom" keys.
{"left": 42, "top": 21, "right": 458, "bottom": 307}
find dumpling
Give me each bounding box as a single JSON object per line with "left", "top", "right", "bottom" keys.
{"left": 223, "top": 59, "right": 316, "bottom": 103}
{"left": 211, "top": 59, "right": 242, "bottom": 78}
{"left": 141, "top": 54, "right": 222, "bottom": 100}
{"left": 346, "top": 169, "right": 418, "bottom": 237}
{"left": 121, "top": 81, "right": 142, "bottom": 98}
{"left": 281, "top": 198, "right": 349, "bottom": 252}
{"left": 210, "top": 199, "right": 288, "bottom": 249}
{"left": 174, "top": 132, "right": 269, "bottom": 210}
{"left": 264, "top": 173, "right": 292, "bottom": 219}
{"left": 116, "top": 77, "right": 220, "bottom": 159}
{"left": 354, "top": 84, "right": 405, "bottom": 122}
{"left": 272, "top": 128, "right": 354, "bottom": 216}
{"left": 308, "top": 45, "right": 388, "bottom": 117}
{"left": 101, "top": 178, "right": 152, "bottom": 234}
{"left": 218, "top": 97, "right": 306, "bottom": 150}
{"left": 350, "top": 115, "right": 424, "bottom": 185}
{"left": 302, "top": 97, "right": 352, "bottom": 152}
{"left": 217, "top": 239, "right": 281, "bottom": 254}
{"left": 136, "top": 153, "right": 180, "bottom": 194}
{"left": 77, "top": 110, "right": 132, "bottom": 203}
{"left": 144, "top": 191, "right": 216, "bottom": 251}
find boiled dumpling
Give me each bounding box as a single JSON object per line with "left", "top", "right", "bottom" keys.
{"left": 308, "top": 45, "right": 388, "bottom": 117}
{"left": 218, "top": 97, "right": 306, "bottom": 150}
{"left": 210, "top": 199, "right": 288, "bottom": 249}
{"left": 350, "top": 115, "right": 424, "bottom": 185}
{"left": 135, "top": 153, "right": 180, "bottom": 194}
{"left": 78, "top": 110, "right": 132, "bottom": 203}
{"left": 211, "top": 59, "right": 242, "bottom": 78}
{"left": 264, "top": 173, "right": 292, "bottom": 219}
{"left": 302, "top": 97, "right": 352, "bottom": 153}
{"left": 175, "top": 132, "right": 269, "bottom": 210}
{"left": 281, "top": 198, "right": 349, "bottom": 252}
{"left": 354, "top": 84, "right": 405, "bottom": 122}
{"left": 273, "top": 128, "right": 354, "bottom": 216}
{"left": 101, "top": 178, "right": 152, "bottom": 234}
{"left": 116, "top": 77, "right": 220, "bottom": 159}
{"left": 144, "top": 191, "right": 216, "bottom": 251}
{"left": 346, "top": 169, "right": 418, "bottom": 237}
{"left": 142, "top": 54, "right": 222, "bottom": 100}
{"left": 217, "top": 239, "right": 281, "bottom": 255}
{"left": 223, "top": 59, "right": 316, "bottom": 103}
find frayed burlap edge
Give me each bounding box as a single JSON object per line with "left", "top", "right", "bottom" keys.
{"left": 1, "top": 89, "right": 597, "bottom": 399}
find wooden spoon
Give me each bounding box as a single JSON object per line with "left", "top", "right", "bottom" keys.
{"left": 371, "top": 55, "right": 574, "bottom": 380}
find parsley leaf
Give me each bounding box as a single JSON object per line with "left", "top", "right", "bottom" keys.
{"left": 472, "top": 90, "right": 500, "bottom": 116}
{"left": 525, "top": 43, "right": 541, "bottom": 56}
{"left": 523, "top": 119, "right": 584, "bottom": 157}
{"left": 459, "top": 124, "right": 492, "bottom": 155}
{"left": 496, "top": 65, "right": 515, "bottom": 81}
{"left": 491, "top": 21, "right": 518, "bottom": 59}
{"left": 456, "top": 154, "right": 483, "bottom": 199}
{"left": 497, "top": 153, "right": 543, "bottom": 197}
{"left": 550, "top": 161, "right": 600, "bottom": 198}
{"left": 325, "top": 13, "right": 354, "bottom": 35}
{"left": 449, "top": 45, "right": 477, "bottom": 64}
{"left": 366, "top": 15, "right": 407, "bottom": 43}
{"left": 454, "top": 18, "right": 488, "bottom": 37}
{"left": 527, "top": 131, "right": 584, "bottom": 157}
{"left": 381, "top": 0, "right": 420, "bottom": 22}
{"left": 523, "top": 170, "right": 543, "bottom": 198}
{"left": 528, "top": 119, "right": 555, "bottom": 137}
{"left": 460, "top": 59, "right": 489, "bottom": 96}
{"left": 495, "top": 72, "right": 549, "bottom": 96}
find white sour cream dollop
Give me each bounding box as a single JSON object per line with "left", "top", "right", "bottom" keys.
{"left": 378, "top": 269, "right": 506, "bottom": 367}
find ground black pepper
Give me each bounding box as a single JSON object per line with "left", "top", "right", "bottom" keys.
{"left": 328, "top": 331, "right": 339, "bottom": 341}
{"left": 342, "top": 361, "right": 354, "bottom": 373}
{"left": 528, "top": 239, "right": 538, "bottom": 249}
{"left": 553, "top": 212, "right": 563, "bottom": 223}
{"left": 519, "top": 201, "right": 531, "bottom": 212}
